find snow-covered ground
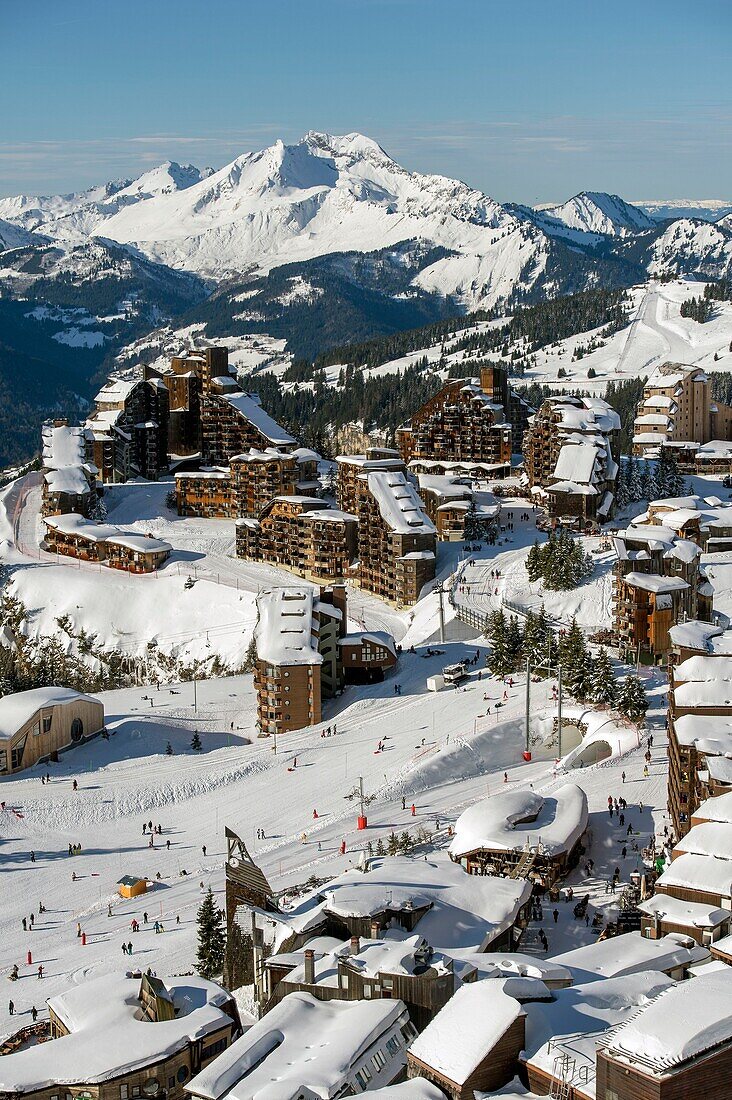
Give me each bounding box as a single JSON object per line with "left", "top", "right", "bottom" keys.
{"left": 0, "top": 470, "right": 677, "bottom": 1042}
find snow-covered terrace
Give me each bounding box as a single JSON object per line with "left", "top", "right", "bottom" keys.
{"left": 0, "top": 974, "right": 232, "bottom": 1092}
{"left": 448, "top": 784, "right": 588, "bottom": 860}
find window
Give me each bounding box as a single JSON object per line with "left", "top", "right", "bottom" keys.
{"left": 70, "top": 718, "right": 84, "bottom": 742}
{"left": 120, "top": 1088, "right": 128, "bottom": 1100}
{"left": 372, "top": 1050, "right": 386, "bottom": 1072}
{"left": 32, "top": 722, "right": 41, "bottom": 737}
{"left": 132, "top": 1089, "right": 140, "bottom": 1098}
{"left": 355, "top": 1067, "right": 371, "bottom": 1090}
{"left": 11, "top": 735, "right": 27, "bottom": 770}
{"left": 385, "top": 1035, "right": 401, "bottom": 1058}
{"left": 167, "top": 1079, "right": 174, "bottom": 1091}
{"left": 43, "top": 716, "right": 52, "bottom": 733}
{"left": 176, "top": 1067, "right": 189, "bottom": 1084}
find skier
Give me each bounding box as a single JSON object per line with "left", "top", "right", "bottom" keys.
{"left": 202, "top": 845, "right": 207, "bottom": 857}
{"left": 166, "top": 839, "right": 171, "bottom": 850}
{"left": 30, "top": 851, "right": 35, "bottom": 863}
{"left": 72, "top": 780, "right": 78, "bottom": 791}
{"left": 411, "top": 804, "right": 416, "bottom": 816}
{"left": 37, "top": 965, "right": 43, "bottom": 979}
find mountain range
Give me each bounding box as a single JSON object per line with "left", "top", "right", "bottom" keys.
{"left": 0, "top": 131, "right": 730, "bottom": 461}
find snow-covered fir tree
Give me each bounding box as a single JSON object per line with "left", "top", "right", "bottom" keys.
{"left": 618, "top": 674, "right": 648, "bottom": 723}
{"left": 587, "top": 646, "right": 617, "bottom": 705}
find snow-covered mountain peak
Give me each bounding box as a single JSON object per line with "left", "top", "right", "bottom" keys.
{"left": 114, "top": 161, "right": 213, "bottom": 200}
{"left": 539, "top": 191, "right": 657, "bottom": 236}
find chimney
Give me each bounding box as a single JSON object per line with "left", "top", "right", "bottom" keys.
{"left": 370, "top": 920, "right": 380, "bottom": 939}
{"left": 303, "top": 949, "right": 315, "bottom": 984}
{"left": 350, "top": 936, "right": 361, "bottom": 956}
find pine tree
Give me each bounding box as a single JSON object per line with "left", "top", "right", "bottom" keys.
{"left": 191, "top": 731, "right": 203, "bottom": 751}
{"left": 618, "top": 675, "right": 648, "bottom": 723}
{"left": 588, "top": 647, "right": 617, "bottom": 706}
{"left": 488, "top": 610, "right": 512, "bottom": 677}
{"left": 375, "top": 837, "right": 386, "bottom": 856}
{"left": 387, "top": 831, "right": 400, "bottom": 856}
{"left": 526, "top": 541, "right": 542, "bottom": 582}
{"left": 166, "top": 741, "right": 173, "bottom": 756}
{"left": 195, "top": 887, "right": 226, "bottom": 980}
{"left": 506, "top": 616, "right": 523, "bottom": 671}
{"left": 559, "top": 618, "right": 590, "bottom": 700}
{"left": 463, "top": 499, "right": 479, "bottom": 542}
{"left": 627, "top": 454, "right": 643, "bottom": 503}
{"left": 242, "top": 636, "right": 257, "bottom": 674}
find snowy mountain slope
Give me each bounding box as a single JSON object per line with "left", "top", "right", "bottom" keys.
{"left": 535, "top": 192, "right": 656, "bottom": 237}
{"left": 648, "top": 218, "right": 732, "bottom": 279}
{"left": 0, "top": 161, "right": 213, "bottom": 243}
{"left": 636, "top": 199, "right": 732, "bottom": 223}
{"left": 0, "top": 216, "right": 43, "bottom": 250}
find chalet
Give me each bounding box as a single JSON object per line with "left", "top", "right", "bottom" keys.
{"left": 0, "top": 972, "right": 238, "bottom": 1100}
{"left": 0, "top": 687, "right": 104, "bottom": 775}
{"left": 339, "top": 631, "right": 398, "bottom": 683}
{"left": 523, "top": 396, "right": 620, "bottom": 525}
{"left": 550, "top": 931, "right": 702, "bottom": 984}
{"left": 448, "top": 785, "right": 588, "bottom": 888}
{"left": 41, "top": 421, "right": 97, "bottom": 518}
{"left": 265, "top": 933, "right": 457, "bottom": 1030}
{"left": 596, "top": 969, "right": 732, "bottom": 1100}
{"left": 637, "top": 893, "right": 732, "bottom": 948}
{"left": 184, "top": 992, "right": 416, "bottom": 1100}
{"left": 42, "top": 515, "right": 171, "bottom": 574}
{"left": 407, "top": 980, "right": 529, "bottom": 1099}
{"left": 654, "top": 848, "right": 732, "bottom": 910}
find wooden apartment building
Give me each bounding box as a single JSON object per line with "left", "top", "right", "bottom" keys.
{"left": 253, "top": 585, "right": 396, "bottom": 735}
{"left": 41, "top": 421, "right": 97, "bottom": 518}
{"left": 335, "top": 449, "right": 406, "bottom": 514}
{"left": 396, "top": 372, "right": 512, "bottom": 476}
{"left": 633, "top": 361, "right": 732, "bottom": 459}
{"left": 666, "top": 653, "right": 732, "bottom": 836}
{"left": 86, "top": 376, "right": 170, "bottom": 482}
{"left": 237, "top": 497, "right": 358, "bottom": 584}
{"left": 42, "top": 514, "right": 171, "bottom": 573}
{"left": 612, "top": 519, "right": 712, "bottom": 662}
{"left": 523, "top": 395, "right": 621, "bottom": 524}
{"left": 352, "top": 469, "right": 437, "bottom": 606}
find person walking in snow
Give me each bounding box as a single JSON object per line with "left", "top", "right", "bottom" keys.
{"left": 31, "top": 1006, "right": 38, "bottom": 1021}
{"left": 37, "top": 965, "right": 43, "bottom": 979}
{"left": 8, "top": 1000, "right": 13, "bottom": 1016}
{"left": 621, "top": 771, "right": 626, "bottom": 783}
{"left": 202, "top": 845, "right": 207, "bottom": 857}
{"left": 552, "top": 909, "right": 559, "bottom": 924}
{"left": 122, "top": 943, "right": 127, "bottom": 956}
{"left": 411, "top": 804, "right": 416, "bottom": 816}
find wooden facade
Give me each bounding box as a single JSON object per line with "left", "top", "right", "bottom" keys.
{"left": 236, "top": 497, "right": 358, "bottom": 585}
{"left": 596, "top": 1040, "right": 732, "bottom": 1100}
{"left": 396, "top": 376, "right": 512, "bottom": 473}
{"left": 0, "top": 690, "right": 104, "bottom": 776}
{"left": 407, "top": 1015, "right": 526, "bottom": 1100}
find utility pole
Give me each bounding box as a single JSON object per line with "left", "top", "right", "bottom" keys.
{"left": 524, "top": 657, "right": 531, "bottom": 757}
{"left": 557, "top": 663, "right": 563, "bottom": 762}
{"left": 437, "top": 584, "right": 445, "bottom": 644}
{"left": 193, "top": 676, "right": 197, "bottom": 713}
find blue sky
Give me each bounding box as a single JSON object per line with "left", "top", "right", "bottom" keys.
{"left": 1, "top": 0, "right": 730, "bottom": 202}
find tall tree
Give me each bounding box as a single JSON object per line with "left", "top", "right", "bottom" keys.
{"left": 195, "top": 887, "right": 226, "bottom": 980}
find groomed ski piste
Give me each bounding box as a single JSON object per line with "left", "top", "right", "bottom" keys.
{"left": 0, "top": 465, "right": 685, "bottom": 1037}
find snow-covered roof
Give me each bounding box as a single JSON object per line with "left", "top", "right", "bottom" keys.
{"left": 675, "top": 654, "right": 732, "bottom": 683}
{"left": 552, "top": 443, "right": 599, "bottom": 486}
{"left": 656, "top": 853, "right": 732, "bottom": 898}
{"left": 0, "top": 974, "right": 232, "bottom": 1091}
{"left": 673, "top": 713, "right": 732, "bottom": 750}
{"left": 673, "top": 679, "right": 732, "bottom": 710}
{"left": 637, "top": 893, "right": 730, "bottom": 930}
{"left": 339, "top": 631, "right": 396, "bottom": 656}
{"left": 185, "top": 991, "right": 408, "bottom": 1100}
{"left": 300, "top": 507, "right": 358, "bottom": 523}
{"left": 694, "top": 791, "right": 732, "bottom": 824}
{"left": 41, "top": 423, "right": 89, "bottom": 469}
{"left": 44, "top": 513, "right": 118, "bottom": 541}
{"left": 551, "top": 932, "right": 697, "bottom": 982}
{"left": 223, "top": 391, "right": 295, "bottom": 445}
{"left": 603, "top": 969, "right": 732, "bottom": 1073}
{"left": 44, "top": 467, "right": 93, "bottom": 496}
{"left": 674, "top": 822, "right": 732, "bottom": 859}
{"left": 409, "top": 979, "right": 525, "bottom": 1086}
{"left": 95, "top": 377, "right": 141, "bottom": 405}
{"left": 449, "top": 784, "right": 588, "bottom": 860}
{"left": 254, "top": 587, "right": 321, "bottom": 667}
{"left": 522, "top": 972, "right": 675, "bottom": 1092}
{"left": 669, "top": 619, "right": 725, "bottom": 654}
{"left": 417, "top": 473, "right": 473, "bottom": 499}
{"left": 0, "top": 686, "right": 101, "bottom": 740}
{"left": 621, "top": 571, "right": 689, "bottom": 595}
{"left": 277, "top": 854, "right": 532, "bottom": 954}
{"left": 365, "top": 470, "right": 435, "bottom": 535}
{"left": 285, "top": 933, "right": 452, "bottom": 988}
{"left": 366, "top": 1082, "right": 445, "bottom": 1100}
{"left": 696, "top": 439, "right": 732, "bottom": 458}
{"left": 107, "top": 533, "right": 172, "bottom": 554}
